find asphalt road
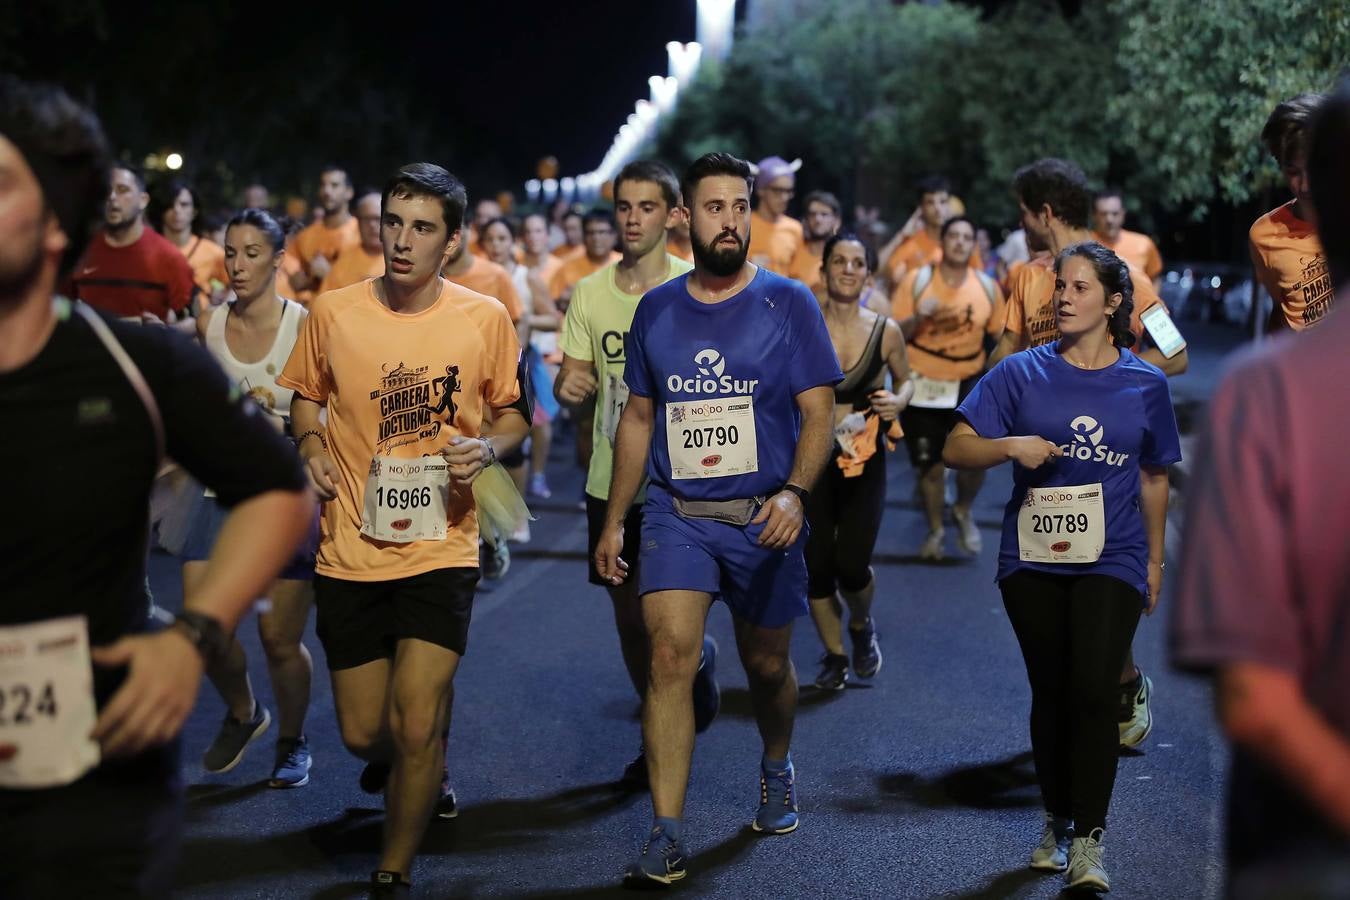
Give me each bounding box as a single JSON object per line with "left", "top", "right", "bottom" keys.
{"left": 159, "top": 323, "right": 1247, "bottom": 899}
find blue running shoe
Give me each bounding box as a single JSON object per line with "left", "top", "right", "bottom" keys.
{"left": 693, "top": 636, "right": 720, "bottom": 734}
{"left": 624, "top": 824, "right": 687, "bottom": 886}
{"left": 269, "top": 736, "right": 312, "bottom": 788}
{"left": 753, "top": 761, "right": 800, "bottom": 834}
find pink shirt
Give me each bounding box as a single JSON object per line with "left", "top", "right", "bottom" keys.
{"left": 1171, "top": 297, "right": 1350, "bottom": 736}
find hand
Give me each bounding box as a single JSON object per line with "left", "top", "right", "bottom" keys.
{"left": 442, "top": 436, "right": 492, "bottom": 485}
{"left": 868, "top": 390, "right": 903, "bottom": 420}
{"left": 139, "top": 311, "right": 166, "bottom": 326}
{"left": 751, "top": 491, "right": 804, "bottom": 549}
{"left": 900, "top": 207, "right": 923, "bottom": 239}
{"left": 309, "top": 253, "right": 332, "bottom": 280}
{"left": 593, "top": 523, "right": 629, "bottom": 585}
{"left": 1006, "top": 436, "right": 1061, "bottom": 469}
{"left": 557, "top": 368, "right": 598, "bottom": 405}
{"left": 1145, "top": 561, "right": 1163, "bottom": 615}
{"left": 303, "top": 452, "right": 339, "bottom": 501}
{"left": 90, "top": 629, "right": 205, "bottom": 758}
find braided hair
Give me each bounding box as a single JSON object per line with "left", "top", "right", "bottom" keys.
{"left": 1055, "top": 241, "right": 1136, "bottom": 348}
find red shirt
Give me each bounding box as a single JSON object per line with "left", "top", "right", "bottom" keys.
{"left": 68, "top": 227, "right": 196, "bottom": 319}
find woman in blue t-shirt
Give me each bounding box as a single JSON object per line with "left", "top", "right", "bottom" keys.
{"left": 944, "top": 242, "right": 1181, "bottom": 894}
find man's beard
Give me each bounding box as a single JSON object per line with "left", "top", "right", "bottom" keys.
{"left": 0, "top": 236, "right": 46, "bottom": 307}
{"left": 691, "top": 228, "right": 748, "bottom": 277}
{"left": 104, "top": 208, "right": 137, "bottom": 235}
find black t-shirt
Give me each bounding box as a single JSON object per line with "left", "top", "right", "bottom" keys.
{"left": 0, "top": 307, "right": 306, "bottom": 693}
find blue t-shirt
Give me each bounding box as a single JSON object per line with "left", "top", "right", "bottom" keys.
{"left": 957, "top": 343, "right": 1182, "bottom": 595}
{"left": 624, "top": 268, "right": 843, "bottom": 501}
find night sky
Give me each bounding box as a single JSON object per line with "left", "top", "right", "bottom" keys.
{"left": 2, "top": 1, "right": 698, "bottom": 203}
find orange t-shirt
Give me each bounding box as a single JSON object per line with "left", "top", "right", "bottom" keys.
{"left": 1249, "top": 201, "right": 1332, "bottom": 331}
{"left": 892, "top": 266, "right": 1005, "bottom": 381}
{"left": 551, "top": 243, "right": 583, "bottom": 259}
{"left": 277, "top": 278, "right": 521, "bottom": 579}
{"left": 444, "top": 255, "right": 524, "bottom": 323}
{"left": 885, "top": 230, "right": 983, "bottom": 284}
{"left": 787, "top": 240, "right": 825, "bottom": 292}
{"left": 747, "top": 210, "right": 803, "bottom": 275}
{"left": 550, "top": 251, "right": 621, "bottom": 300}
{"left": 1002, "top": 253, "right": 1164, "bottom": 349}
{"left": 178, "top": 235, "right": 227, "bottom": 300}
{"left": 292, "top": 217, "right": 361, "bottom": 302}
{"left": 1093, "top": 229, "right": 1163, "bottom": 280}
{"left": 528, "top": 254, "right": 564, "bottom": 298}
{"left": 320, "top": 245, "right": 385, "bottom": 295}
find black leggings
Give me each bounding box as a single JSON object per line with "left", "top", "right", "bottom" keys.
{"left": 999, "top": 569, "right": 1142, "bottom": 834}
{"left": 805, "top": 449, "right": 886, "bottom": 598}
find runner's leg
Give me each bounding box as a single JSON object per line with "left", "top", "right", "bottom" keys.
{"left": 733, "top": 616, "right": 797, "bottom": 761}
{"left": 257, "top": 578, "right": 314, "bottom": 739}
{"left": 185, "top": 559, "right": 256, "bottom": 722}
{"left": 642, "top": 589, "right": 713, "bottom": 819}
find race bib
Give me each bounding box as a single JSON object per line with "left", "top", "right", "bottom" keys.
{"left": 834, "top": 411, "right": 868, "bottom": 458}
{"left": 666, "top": 396, "right": 758, "bottom": 480}
{"left": 1017, "top": 483, "right": 1105, "bottom": 563}
{"left": 0, "top": 616, "right": 100, "bottom": 789}
{"left": 602, "top": 373, "right": 630, "bottom": 442}
{"left": 360, "top": 455, "right": 451, "bottom": 543}
{"left": 909, "top": 374, "right": 960, "bottom": 409}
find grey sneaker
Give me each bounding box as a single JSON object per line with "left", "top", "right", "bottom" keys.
{"left": 813, "top": 653, "right": 849, "bottom": 691}
{"left": 1118, "top": 673, "right": 1154, "bottom": 748}
{"left": 919, "top": 530, "right": 945, "bottom": 561}
{"left": 953, "top": 507, "right": 982, "bottom": 555}
{"left": 203, "top": 701, "right": 271, "bottom": 773}
{"left": 1030, "top": 811, "right": 1073, "bottom": 872}
{"left": 1066, "top": 828, "right": 1109, "bottom": 892}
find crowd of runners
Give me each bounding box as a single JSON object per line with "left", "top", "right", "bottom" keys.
{"left": 2, "top": 70, "right": 1347, "bottom": 899}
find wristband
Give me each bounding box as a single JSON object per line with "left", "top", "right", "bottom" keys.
{"left": 781, "top": 483, "right": 810, "bottom": 505}
{"left": 172, "top": 610, "right": 229, "bottom": 663}
{"left": 480, "top": 437, "right": 497, "bottom": 467}
{"left": 297, "top": 429, "right": 327, "bottom": 452}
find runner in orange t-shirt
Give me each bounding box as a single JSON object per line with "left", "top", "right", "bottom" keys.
{"left": 787, "top": 190, "right": 841, "bottom": 294}
{"left": 550, "top": 209, "right": 620, "bottom": 307}
{"left": 288, "top": 165, "right": 359, "bottom": 304}
{"left": 319, "top": 191, "right": 385, "bottom": 294}
{"left": 1249, "top": 92, "right": 1332, "bottom": 332}
{"left": 441, "top": 227, "right": 524, "bottom": 324}
{"left": 551, "top": 209, "right": 585, "bottom": 259}
{"left": 159, "top": 180, "right": 228, "bottom": 309}
{"left": 1092, "top": 188, "right": 1163, "bottom": 283}
{"left": 747, "top": 155, "right": 804, "bottom": 275}
{"left": 279, "top": 163, "right": 526, "bottom": 893}
{"left": 878, "top": 176, "right": 984, "bottom": 293}
{"left": 892, "top": 216, "right": 1004, "bottom": 561}
{"left": 468, "top": 198, "right": 503, "bottom": 259}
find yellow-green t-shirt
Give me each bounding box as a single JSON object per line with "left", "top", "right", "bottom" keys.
{"left": 560, "top": 254, "right": 693, "bottom": 499}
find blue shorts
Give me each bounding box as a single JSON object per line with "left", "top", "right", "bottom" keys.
{"left": 181, "top": 493, "right": 320, "bottom": 581}
{"left": 637, "top": 487, "right": 809, "bottom": 629}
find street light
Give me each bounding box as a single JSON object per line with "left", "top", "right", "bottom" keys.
{"left": 696, "top": 0, "right": 735, "bottom": 63}
{"left": 165, "top": 152, "right": 183, "bottom": 171}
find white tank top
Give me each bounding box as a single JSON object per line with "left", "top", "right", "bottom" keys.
{"left": 204, "top": 298, "right": 307, "bottom": 419}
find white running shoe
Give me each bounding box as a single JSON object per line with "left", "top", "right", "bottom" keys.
{"left": 1066, "top": 828, "right": 1110, "bottom": 892}
{"left": 953, "top": 507, "right": 982, "bottom": 555}
{"left": 1030, "top": 812, "right": 1073, "bottom": 872}
{"left": 919, "top": 529, "right": 945, "bottom": 561}
{"left": 1118, "top": 673, "right": 1154, "bottom": 748}
{"left": 511, "top": 521, "right": 532, "bottom": 544}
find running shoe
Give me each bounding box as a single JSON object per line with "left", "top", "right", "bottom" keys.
{"left": 1066, "top": 828, "right": 1109, "bottom": 892}
{"left": 1029, "top": 811, "right": 1073, "bottom": 872}
{"left": 528, "top": 472, "right": 552, "bottom": 499}
{"left": 624, "top": 824, "right": 687, "bottom": 886}
{"left": 752, "top": 761, "right": 800, "bottom": 834}
{"left": 481, "top": 536, "right": 510, "bottom": 580}
{"left": 953, "top": 506, "right": 983, "bottom": 555}
{"left": 435, "top": 768, "right": 458, "bottom": 819}
{"left": 511, "top": 520, "right": 532, "bottom": 544}
{"left": 814, "top": 652, "right": 849, "bottom": 691}
{"left": 369, "top": 870, "right": 411, "bottom": 898}
{"left": 848, "top": 620, "right": 882, "bottom": 679}
{"left": 619, "top": 747, "right": 648, "bottom": 789}
{"left": 693, "top": 636, "right": 721, "bottom": 733}
{"left": 359, "top": 760, "right": 392, "bottom": 794}
{"left": 1119, "top": 672, "right": 1154, "bottom": 748}
{"left": 203, "top": 701, "right": 271, "bottom": 773}
{"left": 919, "top": 529, "right": 945, "bottom": 561}
{"left": 269, "top": 736, "right": 312, "bottom": 788}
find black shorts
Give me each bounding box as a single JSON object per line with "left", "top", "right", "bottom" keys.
{"left": 899, "top": 375, "right": 981, "bottom": 468}
{"left": 585, "top": 493, "right": 643, "bottom": 587}
{"left": 313, "top": 567, "right": 478, "bottom": 669}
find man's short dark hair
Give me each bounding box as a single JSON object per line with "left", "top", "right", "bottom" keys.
{"left": 681, "top": 152, "right": 754, "bottom": 208}
{"left": 1309, "top": 78, "right": 1350, "bottom": 290}
{"left": 940, "top": 215, "right": 976, "bottom": 240}
{"left": 0, "top": 75, "right": 111, "bottom": 276}
{"left": 111, "top": 161, "right": 146, "bottom": 191}
{"left": 1262, "top": 92, "right": 1324, "bottom": 167}
{"left": 562, "top": 209, "right": 583, "bottom": 225}
{"left": 319, "top": 163, "right": 352, "bottom": 188}
{"left": 582, "top": 209, "right": 615, "bottom": 231}
{"left": 382, "top": 163, "right": 467, "bottom": 234}
{"left": 614, "top": 160, "right": 680, "bottom": 211}
{"left": 802, "top": 190, "right": 841, "bottom": 217}
{"left": 1013, "top": 158, "right": 1091, "bottom": 230}
{"left": 1094, "top": 187, "right": 1125, "bottom": 207}
{"left": 915, "top": 175, "right": 951, "bottom": 201}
